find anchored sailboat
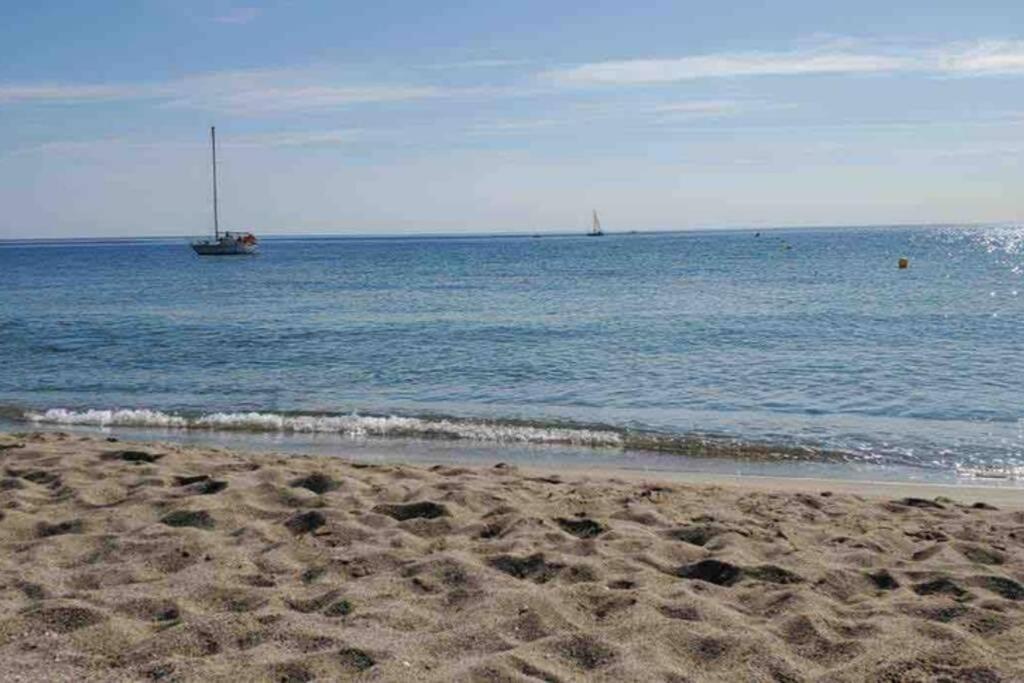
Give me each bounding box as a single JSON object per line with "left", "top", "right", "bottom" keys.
{"left": 191, "top": 127, "right": 258, "bottom": 256}
{"left": 588, "top": 209, "right": 604, "bottom": 237}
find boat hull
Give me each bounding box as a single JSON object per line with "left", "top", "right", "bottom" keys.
{"left": 191, "top": 235, "right": 257, "bottom": 256}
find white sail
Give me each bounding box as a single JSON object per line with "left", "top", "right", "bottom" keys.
{"left": 589, "top": 210, "right": 603, "bottom": 236}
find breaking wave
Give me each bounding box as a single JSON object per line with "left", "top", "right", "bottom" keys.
{"left": 18, "top": 406, "right": 838, "bottom": 462}
{"left": 24, "top": 407, "right": 624, "bottom": 448}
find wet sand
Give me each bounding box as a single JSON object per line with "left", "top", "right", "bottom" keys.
{"left": 0, "top": 431, "right": 1021, "bottom": 681}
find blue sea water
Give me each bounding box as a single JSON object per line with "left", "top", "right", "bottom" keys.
{"left": 1, "top": 226, "right": 1022, "bottom": 479}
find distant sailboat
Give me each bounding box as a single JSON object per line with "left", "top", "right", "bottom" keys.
{"left": 588, "top": 209, "right": 604, "bottom": 237}
{"left": 191, "top": 127, "right": 257, "bottom": 256}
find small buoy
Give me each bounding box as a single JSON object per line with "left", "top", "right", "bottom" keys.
{"left": 898, "top": 257, "right": 909, "bottom": 269}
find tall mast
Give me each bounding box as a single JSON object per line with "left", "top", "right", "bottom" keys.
{"left": 211, "top": 126, "right": 219, "bottom": 239}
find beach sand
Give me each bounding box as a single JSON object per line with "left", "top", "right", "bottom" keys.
{"left": 0, "top": 431, "right": 1021, "bottom": 682}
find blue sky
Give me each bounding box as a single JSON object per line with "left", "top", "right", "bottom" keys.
{"left": 2, "top": 1, "right": 1023, "bottom": 238}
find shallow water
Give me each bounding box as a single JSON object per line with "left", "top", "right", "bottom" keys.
{"left": 2, "top": 226, "right": 1022, "bottom": 478}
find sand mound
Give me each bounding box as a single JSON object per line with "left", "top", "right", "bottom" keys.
{"left": 0, "top": 431, "right": 1022, "bottom": 681}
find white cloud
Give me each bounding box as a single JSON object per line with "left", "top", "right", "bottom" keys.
{"left": 0, "top": 83, "right": 146, "bottom": 104}
{"left": 645, "top": 99, "right": 798, "bottom": 123}
{"left": 230, "top": 129, "right": 363, "bottom": 146}
{"left": 4, "top": 40, "right": 1024, "bottom": 114}
{"left": 8, "top": 129, "right": 365, "bottom": 158}
{"left": 461, "top": 97, "right": 792, "bottom": 137}
{"left": 935, "top": 40, "right": 1024, "bottom": 75}
{"left": 544, "top": 50, "right": 908, "bottom": 85}
{"left": 161, "top": 67, "right": 451, "bottom": 112}
{"left": 417, "top": 59, "right": 532, "bottom": 70}
{"left": 465, "top": 118, "right": 562, "bottom": 135}
{"left": 212, "top": 7, "right": 262, "bottom": 24}
{"left": 165, "top": 83, "right": 444, "bottom": 112}
{"left": 543, "top": 40, "right": 1024, "bottom": 85}
{"left": 0, "top": 67, "right": 447, "bottom": 112}
{"left": 650, "top": 100, "right": 742, "bottom": 114}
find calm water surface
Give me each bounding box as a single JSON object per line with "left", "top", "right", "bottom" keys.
{"left": 1, "top": 226, "right": 1022, "bottom": 478}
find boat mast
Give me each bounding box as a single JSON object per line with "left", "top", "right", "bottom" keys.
{"left": 592, "top": 210, "right": 601, "bottom": 235}
{"left": 211, "top": 126, "right": 219, "bottom": 240}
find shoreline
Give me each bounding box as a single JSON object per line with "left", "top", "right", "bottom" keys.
{"left": 9, "top": 404, "right": 1022, "bottom": 483}
{"left": 0, "top": 431, "right": 1022, "bottom": 680}
{"left": 11, "top": 427, "right": 1024, "bottom": 504}
{"left": 7, "top": 419, "right": 1023, "bottom": 494}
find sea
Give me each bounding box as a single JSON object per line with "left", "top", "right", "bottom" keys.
{"left": 1, "top": 226, "right": 1022, "bottom": 484}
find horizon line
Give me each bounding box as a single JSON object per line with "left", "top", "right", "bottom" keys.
{"left": 0, "top": 221, "right": 1005, "bottom": 244}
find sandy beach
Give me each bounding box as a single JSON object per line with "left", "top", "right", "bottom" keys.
{"left": 0, "top": 431, "right": 1021, "bottom": 682}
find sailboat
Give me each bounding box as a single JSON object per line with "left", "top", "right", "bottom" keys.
{"left": 191, "top": 127, "right": 258, "bottom": 256}
{"left": 588, "top": 209, "right": 604, "bottom": 237}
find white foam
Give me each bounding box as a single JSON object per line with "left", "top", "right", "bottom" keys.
{"left": 25, "top": 408, "right": 624, "bottom": 448}
{"left": 27, "top": 408, "right": 190, "bottom": 429}
{"left": 955, "top": 463, "right": 1023, "bottom": 480}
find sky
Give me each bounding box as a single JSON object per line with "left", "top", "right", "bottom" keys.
{"left": 1, "top": 1, "right": 1023, "bottom": 238}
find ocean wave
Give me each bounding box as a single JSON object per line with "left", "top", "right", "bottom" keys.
{"left": 18, "top": 407, "right": 857, "bottom": 462}
{"left": 955, "top": 463, "right": 1024, "bottom": 481}
{"left": 23, "top": 407, "right": 625, "bottom": 448}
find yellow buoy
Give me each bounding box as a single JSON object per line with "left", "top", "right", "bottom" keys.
{"left": 898, "top": 257, "right": 909, "bottom": 269}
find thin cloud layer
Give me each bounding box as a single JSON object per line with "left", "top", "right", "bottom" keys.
{"left": 0, "top": 69, "right": 447, "bottom": 112}
{"left": 230, "top": 130, "right": 363, "bottom": 146}
{"left": 936, "top": 40, "right": 1024, "bottom": 75}
{"left": 212, "top": 6, "right": 263, "bottom": 24}
{"left": 546, "top": 51, "right": 904, "bottom": 84}
{"left": 0, "top": 84, "right": 146, "bottom": 104}
{"left": 3, "top": 40, "right": 1023, "bottom": 113}
{"left": 543, "top": 41, "right": 1024, "bottom": 85}
{"left": 165, "top": 84, "right": 445, "bottom": 112}
{"left": 7, "top": 129, "right": 364, "bottom": 158}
